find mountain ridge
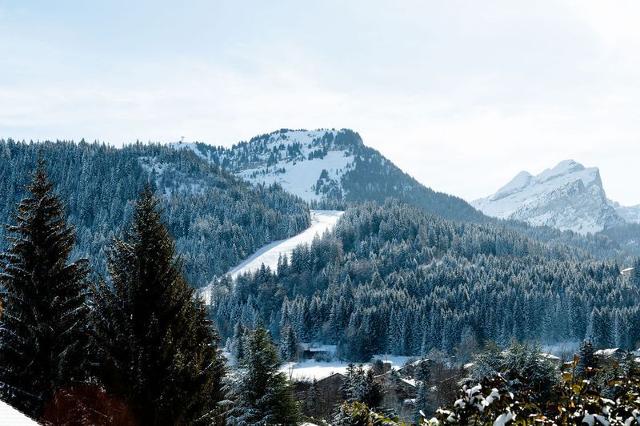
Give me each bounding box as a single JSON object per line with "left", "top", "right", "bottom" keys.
{"left": 473, "top": 159, "right": 638, "bottom": 235}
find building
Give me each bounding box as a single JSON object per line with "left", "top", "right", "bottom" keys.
{"left": 374, "top": 370, "right": 417, "bottom": 423}
{"left": 295, "top": 372, "right": 346, "bottom": 420}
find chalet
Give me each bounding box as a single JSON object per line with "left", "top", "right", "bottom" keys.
{"left": 299, "top": 343, "right": 335, "bottom": 361}
{"left": 594, "top": 348, "right": 626, "bottom": 364}
{"left": 374, "top": 370, "right": 417, "bottom": 423}
{"left": 540, "top": 353, "right": 562, "bottom": 365}
{"left": 295, "top": 372, "right": 346, "bottom": 420}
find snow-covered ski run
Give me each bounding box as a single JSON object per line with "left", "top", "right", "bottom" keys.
{"left": 199, "top": 210, "right": 343, "bottom": 304}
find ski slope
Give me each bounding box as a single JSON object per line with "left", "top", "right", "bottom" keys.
{"left": 200, "top": 210, "right": 343, "bottom": 304}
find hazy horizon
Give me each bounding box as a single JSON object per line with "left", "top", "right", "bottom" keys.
{"left": 1, "top": 0, "right": 639, "bottom": 205}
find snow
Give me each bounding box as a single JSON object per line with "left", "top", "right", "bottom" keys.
{"left": 371, "top": 354, "right": 414, "bottom": 368}
{"left": 621, "top": 267, "right": 635, "bottom": 275}
{"left": 173, "top": 129, "right": 358, "bottom": 202}
{"left": 239, "top": 150, "right": 354, "bottom": 201}
{"left": 472, "top": 159, "right": 623, "bottom": 234}
{"left": 0, "top": 400, "right": 37, "bottom": 425}
{"left": 542, "top": 341, "right": 580, "bottom": 357}
{"left": 199, "top": 210, "right": 343, "bottom": 304}
{"left": 280, "top": 360, "right": 360, "bottom": 382}
{"left": 228, "top": 210, "right": 343, "bottom": 279}
{"left": 279, "top": 353, "right": 412, "bottom": 382}
{"left": 494, "top": 411, "right": 515, "bottom": 426}
{"left": 595, "top": 348, "right": 621, "bottom": 357}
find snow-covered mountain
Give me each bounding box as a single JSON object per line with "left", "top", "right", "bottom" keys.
{"left": 174, "top": 129, "right": 356, "bottom": 201}
{"left": 173, "top": 128, "right": 485, "bottom": 223}
{"left": 472, "top": 160, "right": 637, "bottom": 235}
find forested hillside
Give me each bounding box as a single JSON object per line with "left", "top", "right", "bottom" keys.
{"left": 176, "top": 129, "right": 486, "bottom": 222}
{"left": 0, "top": 139, "right": 310, "bottom": 287}
{"left": 179, "top": 129, "right": 639, "bottom": 261}
{"left": 210, "top": 202, "right": 640, "bottom": 361}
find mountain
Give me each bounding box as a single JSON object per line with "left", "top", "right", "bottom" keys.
{"left": 472, "top": 160, "right": 637, "bottom": 235}
{"left": 609, "top": 200, "right": 640, "bottom": 224}
{"left": 0, "top": 140, "right": 310, "bottom": 287}
{"left": 175, "top": 131, "right": 640, "bottom": 259}
{"left": 172, "top": 129, "right": 486, "bottom": 223}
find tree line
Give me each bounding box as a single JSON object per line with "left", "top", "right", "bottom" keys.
{"left": 0, "top": 160, "right": 300, "bottom": 425}
{"left": 0, "top": 139, "right": 310, "bottom": 287}
{"left": 210, "top": 201, "right": 640, "bottom": 362}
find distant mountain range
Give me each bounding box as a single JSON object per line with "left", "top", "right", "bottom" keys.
{"left": 472, "top": 160, "right": 640, "bottom": 235}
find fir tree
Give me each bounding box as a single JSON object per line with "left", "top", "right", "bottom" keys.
{"left": 0, "top": 159, "right": 90, "bottom": 418}
{"left": 226, "top": 327, "right": 299, "bottom": 425}
{"left": 576, "top": 340, "right": 597, "bottom": 379}
{"left": 280, "top": 325, "right": 298, "bottom": 362}
{"left": 91, "top": 186, "right": 226, "bottom": 425}
{"left": 414, "top": 359, "right": 431, "bottom": 422}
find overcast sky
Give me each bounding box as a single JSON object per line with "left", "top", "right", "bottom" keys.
{"left": 1, "top": 1, "right": 639, "bottom": 205}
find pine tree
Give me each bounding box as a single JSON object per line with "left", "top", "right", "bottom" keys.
{"left": 226, "top": 327, "right": 299, "bottom": 425}
{"left": 91, "top": 186, "right": 226, "bottom": 425}
{"left": 414, "top": 359, "right": 431, "bottom": 422}
{"left": 576, "top": 340, "right": 597, "bottom": 379}
{"left": 280, "top": 325, "right": 298, "bottom": 362}
{"left": 0, "top": 159, "right": 90, "bottom": 418}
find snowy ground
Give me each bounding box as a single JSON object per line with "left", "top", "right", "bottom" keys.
{"left": 199, "top": 210, "right": 343, "bottom": 304}
{"left": 227, "top": 210, "right": 343, "bottom": 280}
{"left": 279, "top": 354, "right": 413, "bottom": 382}
{"left": 0, "top": 400, "right": 37, "bottom": 425}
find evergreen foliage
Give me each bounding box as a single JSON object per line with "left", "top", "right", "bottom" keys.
{"left": 226, "top": 327, "right": 300, "bottom": 425}
{"left": 0, "top": 159, "right": 90, "bottom": 418}
{"left": 91, "top": 187, "right": 226, "bottom": 425}
{"left": 332, "top": 401, "right": 399, "bottom": 426}
{"left": 211, "top": 202, "right": 640, "bottom": 362}
{"left": 576, "top": 340, "right": 597, "bottom": 379}
{"left": 0, "top": 140, "right": 310, "bottom": 287}
{"left": 342, "top": 365, "right": 383, "bottom": 409}
{"left": 434, "top": 344, "right": 640, "bottom": 425}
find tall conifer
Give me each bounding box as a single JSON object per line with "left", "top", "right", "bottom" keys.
{"left": 0, "top": 159, "right": 90, "bottom": 418}
{"left": 92, "top": 186, "right": 225, "bottom": 425}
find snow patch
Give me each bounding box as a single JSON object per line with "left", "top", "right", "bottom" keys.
{"left": 0, "top": 400, "right": 37, "bottom": 425}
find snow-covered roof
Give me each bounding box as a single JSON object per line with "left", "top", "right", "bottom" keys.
{"left": 621, "top": 267, "right": 635, "bottom": 275}
{"left": 400, "top": 378, "right": 417, "bottom": 387}
{"left": 594, "top": 348, "right": 622, "bottom": 357}
{"left": 0, "top": 400, "right": 37, "bottom": 425}
{"left": 540, "top": 353, "right": 561, "bottom": 361}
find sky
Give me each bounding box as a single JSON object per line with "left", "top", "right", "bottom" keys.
{"left": 1, "top": 1, "right": 639, "bottom": 205}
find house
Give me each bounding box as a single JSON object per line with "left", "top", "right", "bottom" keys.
{"left": 300, "top": 343, "right": 335, "bottom": 361}
{"left": 398, "top": 358, "right": 430, "bottom": 378}
{"left": 295, "top": 372, "right": 346, "bottom": 420}
{"left": 540, "top": 353, "right": 562, "bottom": 365}
{"left": 594, "top": 348, "right": 627, "bottom": 365}
{"left": 374, "top": 370, "right": 417, "bottom": 423}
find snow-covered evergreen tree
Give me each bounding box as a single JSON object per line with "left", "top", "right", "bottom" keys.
{"left": 226, "top": 327, "right": 299, "bottom": 425}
